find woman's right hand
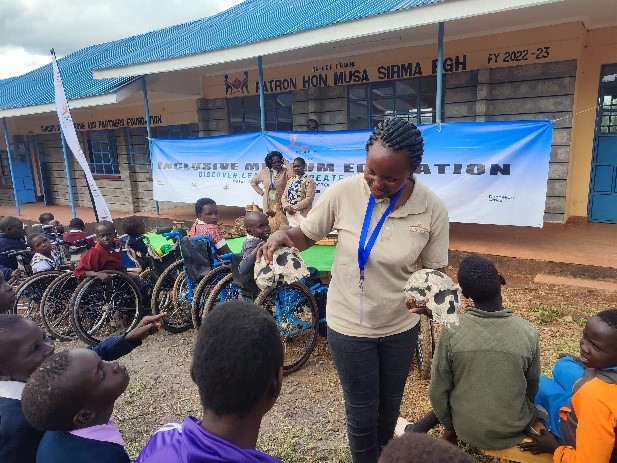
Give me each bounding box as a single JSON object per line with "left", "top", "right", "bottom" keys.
{"left": 256, "top": 230, "right": 295, "bottom": 264}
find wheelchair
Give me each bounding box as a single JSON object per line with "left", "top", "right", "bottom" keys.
{"left": 69, "top": 269, "right": 144, "bottom": 345}
{"left": 414, "top": 314, "right": 439, "bottom": 380}
{"left": 151, "top": 232, "right": 231, "bottom": 333}
{"left": 202, "top": 253, "right": 327, "bottom": 375}
{"left": 11, "top": 235, "right": 94, "bottom": 326}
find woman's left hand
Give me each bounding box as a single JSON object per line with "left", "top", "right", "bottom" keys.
{"left": 405, "top": 296, "right": 431, "bottom": 316}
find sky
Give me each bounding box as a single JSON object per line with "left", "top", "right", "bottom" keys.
{"left": 0, "top": 0, "right": 244, "bottom": 79}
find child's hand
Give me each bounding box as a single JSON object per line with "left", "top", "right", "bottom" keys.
{"left": 10, "top": 269, "right": 22, "bottom": 279}
{"left": 518, "top": 429, "right": 559, "bottom": 455}
{"left": 442, "top": 428, "right": 458, "bottom": 445}
{"left": 97, "top": 272, "right": 111, "bottom": 283}
{"left": 405, "top": 296, "right": 431, "bottom": 316}
{"left": 250, "top": 242, "right": 265, "bottom": 257}
{"left": 124, "top": 313, "right": 167, "bottom": 343}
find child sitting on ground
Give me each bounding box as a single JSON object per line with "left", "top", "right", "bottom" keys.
{"left": 62, "top": 218, "right": 94, "bottom": 246}
{"left": 0, "top": 313, "right": 165, "bottom": 463}
{"left": 22, "top": 348, "right": 132, "bottom": 462}
{"left": 238, "top": 211, "right": 270, "bottom": 275}
{"left": 27, "top": 233, "right": 63, "bottom": 273}
{"left": 136, "top": 300, "right": 284, "bottom": 463}
{"left": 188, "top": 198, "right": 232, "bottom": 255}
{"left": 379, "top": 432, "right": 476, "bottom": 463}
{"left": 519, "top": 308, "right": 617, "bottom": 462}
{"left": 428, "top": 254, "right": 541, "bottom": 450}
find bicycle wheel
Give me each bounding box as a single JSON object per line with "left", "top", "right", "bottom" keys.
{"left": 40, "top": 272, "right": 79, "bottom": 341}
{"left": 255, "top": 282, "right": 318, "bottom": 375}
{"left": 12, "top": 271, "right": 64, "bottom": 323}
{"left": 70, "top": 271, "right": 142, "bottom": 345}
{"left": 191, "top": 266, "right": 231, "bottom": 329}
{"left": 151, "top": 259, "right": 184, "bottom": 318}
{"left": 202, "top": 273, "right": 244, "bottom": 322}
{"left": 415, "top": 315, "right": 436, "bottom": 380}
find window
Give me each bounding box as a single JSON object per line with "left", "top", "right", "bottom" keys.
{"left": 127, "top": 124, "right": 198, "bottom": 166}
{"left": 348, "top": 77, "right": 443, "bottom": 129}
{"left": 84, "top": 130, "right": 119, "bottom": 176}
{"left": 0, "top": 151, "right": 11, "bottom": 187}
{"left": 600, "top": 65, "right": 617, "bottom": 134}
{"left": 228, "top": 93, "right": 293, "bottom": 133}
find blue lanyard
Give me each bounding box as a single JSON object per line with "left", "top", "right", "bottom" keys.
{"left": 270, "top": 170, "right": 276, "bottom": 190}
{"left": 357, "top": 182, "right": 406, "bottom": 288}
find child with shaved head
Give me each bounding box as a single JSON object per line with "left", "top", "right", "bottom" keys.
{"left": 0, "top": 313, "right": 164, "bottom": 463}
{"left": 238, "top": 212, "right": 271, "bottom": 275}
{"left": 22, "top": 348, "right": 131, "bottom": 462}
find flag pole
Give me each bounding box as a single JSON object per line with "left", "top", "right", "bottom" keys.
{"left": 59, "top": 128, "right": 77, "bottom": 219}
{"left": 51, "top": 48, "right": 112, "bottom": 222}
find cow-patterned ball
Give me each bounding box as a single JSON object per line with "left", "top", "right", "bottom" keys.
{"left": 254, "top": 247, "right": 310, "bottom": 290}
{"left": 404, "top": 269, "right": 462, "bottom": 326}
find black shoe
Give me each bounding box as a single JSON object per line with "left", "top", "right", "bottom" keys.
{"left": 405, "top": 411, "right": 439, "bottom": 433}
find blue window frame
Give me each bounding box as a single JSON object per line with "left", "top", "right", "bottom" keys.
{"left": 348, "top": 76, "right": 443, "bottom": 129}
{"left": 84, "top": 130, "right": 119, "bottom": 175}
{"left": 228, "top": 93, "right": 293, "bottom": 133}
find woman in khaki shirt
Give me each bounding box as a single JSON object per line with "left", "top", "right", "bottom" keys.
{"left": 258, "top": 118, "right": 449, "bottom": 463}
{"left": 250, "top": 151, "right": 290, "bottom": 217}
{"left": 281, "top": 157, "right": 316, "bottom": 227}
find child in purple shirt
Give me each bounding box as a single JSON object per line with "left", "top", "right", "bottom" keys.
{"left": 136, "top": 300, "right": 284, "bottom": 463}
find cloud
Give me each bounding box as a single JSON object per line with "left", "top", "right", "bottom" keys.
{"left": 0, "top": 0, "right": 243, "bottom": 78}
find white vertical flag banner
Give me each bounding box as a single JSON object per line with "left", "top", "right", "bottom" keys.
{"left": 51, "top": 51, "right": 112, "bottom": 221}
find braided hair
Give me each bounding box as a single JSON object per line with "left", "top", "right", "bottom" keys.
{"left": 264, "top": 151, "right": 284, "bottom": 169}
{"left": 365, "top": 117, "right": 424, "bottom": 171}
{"left": 596, "top": 308, "right": 617, "bottom": 331}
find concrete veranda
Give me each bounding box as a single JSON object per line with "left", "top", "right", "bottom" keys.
{"left": 1, "top": 202, "right": 615, "bottom": 270}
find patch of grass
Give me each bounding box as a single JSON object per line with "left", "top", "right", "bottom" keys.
{"left": 530, "top": 304, "right": 561, "bottom": 325}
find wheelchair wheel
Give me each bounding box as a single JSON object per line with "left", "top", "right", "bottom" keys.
{"left": 191, "top": 266, "right": 231, "bottom": 329}
{"left": 151, "top": 259, "right": 183, "bottom": 315}
{"left": 12, "top": 271, "right": 64, "bottom": 322}
{"left": 162, "top": 271, "right": 193, "bottom": 334}
{"left": 202, "top": 273, "right": 244, "bottom": 322}
{"left": 40, "top": 272, "right": 79, "bottom": 341}
{"left": 70, "top": 270, "right": 142, "bottom": 345}
{"left": 255, "top": 282, "right": 319, "bottom": 375}
{"left": 415, "top": 315, "right": 436, "bottom": 380}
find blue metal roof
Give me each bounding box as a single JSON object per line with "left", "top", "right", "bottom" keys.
{"left": 0, "top": 0, "right": 441, "bottom": 111}
{"left": 96, "top": 0, "right": 442, "bottom": 70}
{"left": 0, "top": 43, "right": 139, "bottom": 111}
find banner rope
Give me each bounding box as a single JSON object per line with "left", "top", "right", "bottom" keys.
{"left": 553, "top": 105, "right": 598, "bottom": 122}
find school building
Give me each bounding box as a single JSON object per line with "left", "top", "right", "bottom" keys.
{"left": 0, "top": 0, "right": 615, "bottom": 224}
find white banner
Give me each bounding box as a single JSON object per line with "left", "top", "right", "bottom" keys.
{"left": 152, "top": 121, "right": 553, "bottom": 227}
{"left": 52, "top": 53, "right": 112, "bottom": 221}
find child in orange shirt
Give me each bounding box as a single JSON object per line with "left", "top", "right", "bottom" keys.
{"left": 520, "top": 308, "right": 617, "bottom": 462}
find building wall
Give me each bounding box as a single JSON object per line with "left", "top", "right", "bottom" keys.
{"left": 2, "top": 22, "right": 614, "bottom": 224}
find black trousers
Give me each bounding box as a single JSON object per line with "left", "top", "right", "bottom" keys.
{"left": 328, "top": 324, "right": 418, "bottom": 463}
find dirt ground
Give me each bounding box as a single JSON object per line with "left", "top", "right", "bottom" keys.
{"left": 57, "top": 257, "right": 617, "bottom": 462}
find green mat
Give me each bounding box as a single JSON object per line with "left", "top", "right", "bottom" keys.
{"left": 227, "top": 236, "right": 336, "bottom": 272}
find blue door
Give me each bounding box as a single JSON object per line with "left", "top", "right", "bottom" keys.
{"left": 11, "top": 143, "right": 36, "bottom": 204}
{"left": 589, "top": 65, "right": 617, "bottom": 223}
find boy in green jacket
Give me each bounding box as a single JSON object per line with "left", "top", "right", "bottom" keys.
{"left": 428, "top": 254, "right": 541, "bottom": 450}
